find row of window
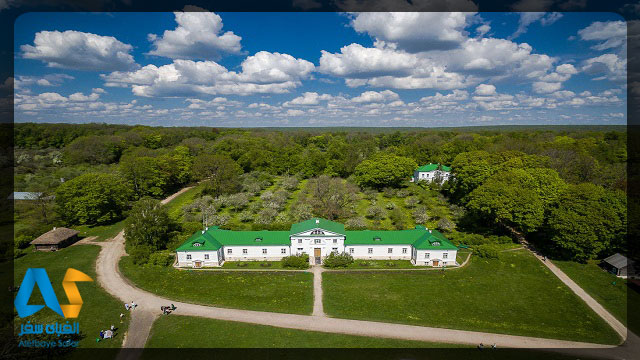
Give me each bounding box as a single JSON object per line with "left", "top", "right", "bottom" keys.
{"left": 349, "top": 247, "right": 409, "bottom": 254}
{"left": 296, "top": 238, "right": 340, "bottom": 244}
{"left": 186, "top": 249, "right": 448, "bottom": 260}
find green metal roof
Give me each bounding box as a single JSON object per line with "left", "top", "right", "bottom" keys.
{"left": 175, "top": 230, "right": 223, "bottom": 251}
{"left": 289, "top": 218, "right": 345, "bottom": 235}
{"left": 416, "top": 163, "right": 451, "bottom": 172}
{"left": 176, "top": 220, "right": 456, "bottom": 251}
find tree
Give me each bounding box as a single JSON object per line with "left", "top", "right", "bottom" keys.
{"left": 119, "top": 155, "right": 170, "bottom": 199}
{"left": 303, "top": 175, "right": 358, "bottom": 220}
{"left": 542, "top": 183, "right": 626, "bottom": 262}
{"left": 55, "top": 172, "right": 132, "bottom": 225}
{"left": 354, "top": 154, "right": 417, "bottom": 189}
{"left": 193, "top": 154, "right": 243, "bottom": 197}
{"left": 124, "top": 198, "right": 173, "bottom": 251}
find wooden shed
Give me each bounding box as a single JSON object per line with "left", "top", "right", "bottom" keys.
{"left": 601, "top": 253, "right": 634, "bottom": 278}
{"left": 30, "top": 227, "right": 79, "bottom": 251}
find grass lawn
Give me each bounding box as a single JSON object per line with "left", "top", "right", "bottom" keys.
{"left": 337, "top": 260, "right": 416, "bottom": 269}
{"left": 120, "top": 256, "right": 313, "bottom": 314}
{"left": 13, "top": 245, "right": 130, "bottom": 349}
{"left": 456, "top": 249, "right": 471, "bottom": 264}
{"left": 164, "top": 183, "right": 206, "bottom": 221}
{"left": 221, "top": 261, "right": 284, "bottom": 269}
{"left": 552, "top": 259, "right": 640, "bottom": 335}
{"left": 75, "top": 219, "right": 126, "bottom": 242}
{"left": 144, "top": 315, "right": 467, "bottom": 348}
{"left": 323, "top": 250, "right": 620, "bottom": 345}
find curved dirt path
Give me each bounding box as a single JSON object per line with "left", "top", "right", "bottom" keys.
{"left": 90, "top": 186, "right": 638, "bottom": 359}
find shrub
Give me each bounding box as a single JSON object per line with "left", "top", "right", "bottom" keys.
{"left": 437, "top": 218, "right": 455, "bottom": 232}
{"left": 396, "top": 189, "right": 410, "bottom": 198}
{"left": 475, "top": 245, "right": 500, "bottom": 259}
{"left": 366, "top": 205, "right": 385, "bottom": 220}
{"left": 323, "top": 252, "right": 354, "bottom": 268}
{"left": 404, "top": 196, "right": 419, "bottom": 208}
{"left": 363, "top": 189, "right": 377, "bottom": 201}
{"left": 238, "top": 211, "right": 254, "bottom": 222}
{"left": 281, "top": 176, "right": 299, "bottom": 191}
{"left": 345, "top": 217, "right": 367, "bottom": 230}
{"left": 149, "top": 251, "right": 175, "bottom": 266}
{"left": 385, "top": 202, "right": 396, "bottom": 210}
{"left": 14, "top": 235, "right": 33, "bottom": 250}
{"left": 282, "top": 254, "right": 309, "bottom": 269}
{"left": 382, "top": 187, "right": 396, "bottom": 198}
{"left": 256, "top": 208, "right": 278, "bottom": 224}
{"left": 413, "top": 206, "right": 429, "bottom": 224}
{"left": 130, "top": 245, "right": 152, "bottom": 265}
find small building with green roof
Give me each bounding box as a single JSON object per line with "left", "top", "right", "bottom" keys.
{"left": 176, "top": 218, "right": 457, "bottom": 268}
{"left": 411, "top": 163, "right": 452, "bottom": 184}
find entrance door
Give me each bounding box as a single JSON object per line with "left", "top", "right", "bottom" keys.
{"left": 194, "top": 260, "right": 202, "bottom": 268}
{"left": 432, "top": 260, "right": 439, "bottom": 267}
{"left": 314, "top": 248, "right": 321, "bottom": 265}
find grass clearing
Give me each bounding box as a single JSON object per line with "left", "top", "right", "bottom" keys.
{"left": 164, "top": 183, "right": 206, "bottom": 221}
{"left": 337, "top": 260, "right": 416, "bottom": 269}
{"left": 75, "top": 219, "right": 126, "bottom": 242}
{"left": 13, "top": 245, "right": 130, "bottom": 348}
{"left": 143, "top": 315, "right": 467, "bottom": 348}
{"left": 323, "top": 250, "right": 620, "bottom": 345}
{"left": 552, "top": 259, "right": 640, "bottom": 335}
{"left": 220, "top": 261, "right": 284, "bottom": 269}
{"left": 119, "top": 256, "right": 313, "bottom": 314}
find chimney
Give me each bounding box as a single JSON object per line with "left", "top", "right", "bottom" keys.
{"left": 429, "top": 230, "right": 432, "bottom": 233}
{"left": 201, "top": 230, "right": 205, "bottom": 234}
{"left": 205, "top": 227, "right": 208, "bottom": 231}
{"left": 315, "top": 219, "right": 320, "bottom": 224}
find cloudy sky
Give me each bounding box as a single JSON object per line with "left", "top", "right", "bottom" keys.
{"left": 10, "top": 10, "right": 626, "bottom": 127}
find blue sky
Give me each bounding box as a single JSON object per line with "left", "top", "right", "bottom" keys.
{"left": 9, "top": 10, "right": 627, "bottom": 127}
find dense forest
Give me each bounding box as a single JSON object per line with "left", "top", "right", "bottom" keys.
{"left": 9, "top": 123, "right": 630, "bottom": 264}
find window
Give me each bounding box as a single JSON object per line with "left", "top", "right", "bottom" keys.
{"left": 425, "top": 253, "right": 430, "bottom": 259}
{"left": 332, "top": 248, "right": 338, "bottom": 253}
{"left": 227, "top": 248, "right": 232, "bottom": 254}
{"left": 349, "top": 248, "right": 354, "bottom": 254}
{"left": 242, "top": 249, "right": 248, "bottom": 254}
{"left": 388, "top": 248, "right": 393, "bottom": 254}
{"left": 281, "top": 248, "right": 287, "bottom": 254}
{"left": 402, "top": 248, "right": 407, "bottom": 254}
{"left": 297, "top": 248, "right": 303, "bottom": 251}
{"left": 314, "top": 239, "right": 321, "bottom": 244}
{"left": 298, "top": 239, "right": 302, "bottom": 243}
{"left": 431, "top": 241, "right": 440, "bottom": 246}
{"left": 204, "top": 254, "right": 209, "bottom": 260}
{"left": 368, "top": 248, "right": 373, "bottom": 254}
{"left": 193, "top": 242, "right": 201, "bottom": 247}
{"left": 311, "top": 229, "right": 325, "bottom": 235}
{"left": 262, "top": 249, "right": 267, "bottom": 254}
{"left": 186, "top": 254, "right": 192, "bottom": 260}
{"left": 333, "top": 239, "right": 337, "bottom": 243}
{"left": 443, "top": 253, "right": 448, "bottom": 259}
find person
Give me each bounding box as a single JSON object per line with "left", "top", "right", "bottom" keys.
{"left": 131, "top": 301, "right": 137, "bottom": 310}
{"left": 543, "top": 256, "right": 547, "bottom": 262}
{"left": 124, "top": 303, "right": 130, "bottom": 311}
{"left": 99, "top": 330, "right": 104, "bottom": 339}
{"left": 491, "top": 343, "right": 497, "bottom": 349}
{"left": 120, "top": 313, "right": 124, "bottom": 323}
{"left": 110, "top": 325, "right": 115, "bottom": 331}
{"left": 477, "top": 343, "right": 483, "bottom": 350}
{"left": 170, "top": 304, "right": 176, "bottom": 311}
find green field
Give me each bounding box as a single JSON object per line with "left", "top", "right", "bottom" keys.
{"left": 221, "top": 261, "right": 285, "bottom": 269}
{"left": 338, "top": 260, "right": 416, "bottom": 269}
{"left": 120, "top": 257, "right": 313, "bottom": 314}
{"left": 144, "top": 315, "right": 466, "bottom": 348}
{"left": 323, "top": 250, "right": 620, "bottom": 345}
{"left": 163, "top": 183, "right": 206, "bottom": 221}
{"left": 75, "top": 219, "right": 126, "bottom": 242}
{"left": 552, "top": 259, "right": 640, "bottom": 335}
{"left": 13, "top": 245, "right": 130, "bottom": 349}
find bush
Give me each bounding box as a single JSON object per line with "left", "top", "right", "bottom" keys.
{"left": 282, "top": 254, "right": 309, "bottom": 269}
{"left": 130, "top": 245, "right": 152, "bottom": 265}
{"left": 323, "top": 252, "right": 354, "bottom": 268}
{"left": 345, "top": 217, "right": 367, "bottom": 230}
{"left": 382, "top": 187, "right": 396, "bottom": 198}
{"left": 396, "top": 189, "right": 410, "bottom": 198}
{"left": 148, "top": 251, "right": 175, "bottom": 266}
{"left": 366, "top": 205, "right": 385, "bottom": 220}
{"left": 412, "top": 206, "right": 429, "bottom": 224}
{"left": 385, "top": 202, "right": 396, "bottom": 210}
{"left": 437, "top": 218, "right": 455, "bottom": 232}
{"left": 14, "top": 235, "right": 33, "bottom": 250}
{"left": 475, "top": 245, "right": 500, "bottom": 259}
{"left": 404, "top": 196, "right": 419, "bottom": 208}
{"left": 238, "top": 211, "right": 254, "bottom": 222}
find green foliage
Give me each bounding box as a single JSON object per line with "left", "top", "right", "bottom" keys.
{"left": 542, "top": 183, "right": 626, "bottom": 262}
{"left": 389, "top": 207, "right": 407, "bottom": 230}
{"left": 323, "top": 252, "right": 355, "bottom": 268}
{"left": 14, "top": 234, "right": 33, "bottom": 249}
{"left": 124, "top": 198, "right": 174, "bottom": 251}
{"left": 55, "top": 172, "right": 132, "bottom": 225}
{"left": 148, "top": 250, "right": 176, "bottom": 266}
{"left": 354, "top": 154, "right": 417, "bottom": 189}
{"left": 474, "top": 245, "right": 500, "bottom": 259}
{"left": 130, "top": 245, "right": 153, "bottom": 265}
{"left": 281, "top": 254, "right": 310, "bottom": 269}
{"left": 193, "top": 154, "right": 243, "bottom": 197}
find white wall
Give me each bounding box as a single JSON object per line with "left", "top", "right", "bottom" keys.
{"left": 346, "top": 245, "right": 412, "bottom": 260}
{"left": 177, "top": 250, "right": 220, "bottom": 267}
{"left": 290, "top": 234, "right": 346, "bottom": 263}
{"left": 223, "top": 245, "right": 290, "bottom": 261}
{"left": 414, "top": 170, "right": 450, "bottom": 183}
{"left": 413, "top": 249, "right": 457, "bottom": 266}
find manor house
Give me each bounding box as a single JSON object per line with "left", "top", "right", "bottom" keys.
{"left": 176, "top": 218, "right": 458, "bottom": 268}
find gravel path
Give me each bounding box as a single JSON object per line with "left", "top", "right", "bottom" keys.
{"left": 311, "top": 266, "right": 326, "bottom": 317}
{"left": 88, "top": 186, "right": 639, "bottom": 359}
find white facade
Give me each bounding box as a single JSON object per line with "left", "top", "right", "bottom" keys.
{"left": 413, "top": 169, "right": 451, "bottom": 183}
{"left": 346, "top": 245, "right": 412, "bottom": 260}
{"left": 176, "top": 248, "right": 222, "bottom": 267}
{"left": 290, "top": 228, "right": 345, "bottom": 265}
{"left": 412, "top": 249, "right": 456, "bottom": 266}
{"left": 224, "top": 245, "right": 290, "bottom": 261}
